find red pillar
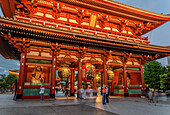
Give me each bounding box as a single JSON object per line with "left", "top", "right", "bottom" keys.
{"left": 140, "top": 65, "right": 145, "bottom": 94}
{"left": 100, "top": 72, "right": 103, "bottom": 95}
{"left": 66, "top": 78, "right": 69, "bottom": 89}
{"left": 50, "top": 53, "right": 56, "bottom": 98}
{"left": 77, "top": 59, "right": 82, "bottom": 98}
{"left": 111, "top": 80, "right": 114, "bottom": 95}
{"left": 123, "top": 63, "right": 128, "bottom": 96}
{"left": 103, "top": 56, "right": 108, "bottom": 85}
{"left": 16, "top": 52, "right": 26, "bottom": 99}
{"left": 70, "top": 69, "right": 75, "bottom": 96}
{"left": 93, "top": 76, "right": 97, "bottom": 96}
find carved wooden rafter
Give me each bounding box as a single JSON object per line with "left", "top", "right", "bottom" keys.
{"left": 104, "top": 50, "right": 112, "bottom": 61}
{"left": 119, "top": 19, "right": 128, "bottom": 32}
{"left": 50, "top": 42, "right": 61, "bottom": 56}
{"left": 77, "top": 46, "right": 88, "bottom": 59}
{"left": 77, "top": 9, "right": 85, "bottom": 24}
{"left": 3, "top": 34, "right": 30, "bottom": 52}
{"left": 138, "top": 54, "right": 159, "bottom": 65}
{"left": 119, "top": 53, "right": 132, "bottom": 64}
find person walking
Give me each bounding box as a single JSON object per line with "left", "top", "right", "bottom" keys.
{"left": 106, "top": 86, "right": 109, "bottom": 103}
{"left": 79, "top": 86, "right": 84, "bottom": 99}
{"left": 102, "top": 85, "right": 106, "bottom": 104}
{"left": 148, "top": 90, "right": 154, "bottom": 103}
{"left": 55, "top": 87, "right": 58, "bottom": 94}
{"left": 40, "top": 85, "right": 45, "bottom": 101}
{"left": 154, "top": 91, "right": 159, "bottom": 103}
{"left": 65, "top": 88, "right": 69, "bottom": 99}
{"left": 62, "top": 88, "right": 65, "bottom": 94}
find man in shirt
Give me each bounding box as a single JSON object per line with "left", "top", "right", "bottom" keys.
{"left": 106, "top": 85, "right": 109, "bottom": 103}
{"left": 102, "top": 85, "right": 106, "bottom": 104}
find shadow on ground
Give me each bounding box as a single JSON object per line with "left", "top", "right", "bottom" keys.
{"left": 0, "top": 104, "right": 118, "bottom": 115}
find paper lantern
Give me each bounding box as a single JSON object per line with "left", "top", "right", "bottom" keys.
{"left": 107, "top": 68, "right": 114, "bottom": 82}
{"left": 82, "top": 63, "right": 95, "bottom": 82}
{"left": 58, "top": 65, "right": 71, "bottom": 81}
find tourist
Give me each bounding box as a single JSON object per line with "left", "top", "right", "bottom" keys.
{"left": 102, "top": 85, "right": 106, "bottom": 104}
{"left": 65, "top": 88, "right": 69, "bottom": 99}
{"left": 86, "top": 87, "right": 90, "bottom": 98}
{"left": 106, "top": 85, "right": 109, "bottom": 103}
{"left": 148, "top": 90, "right": 154, "bottom": 103}
{"left": 55, "top": 87, "right": 58, "bottom": 94}
{"left": 154, "top": 90, "right": 159, "bottom": 103}
{"left": 62, "top": 88, "right": 65, "bottom": 94}
{"left": 40, "top": 85, "right": 45, "bottom": 101}
{"left": 79, "top": 86, "right": 84, "bottom": 99}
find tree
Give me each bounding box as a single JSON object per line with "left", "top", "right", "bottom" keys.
{"left": 6, "top": 74, "right": 18, "bottom": 89}
{"left": 160, "top": 66, "right": 170, "bottom": 90}
{"left": 144, "top": 60, "right": 168, "bottom": 89}
{"left": 0, "top": 74, "right": 9, "bottom": 92}
{"left": 160, "top": 73, "right": 170, "bottom": 90}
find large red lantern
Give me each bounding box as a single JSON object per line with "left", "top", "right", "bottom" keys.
{"left": 82, "top": 63, "right": 95, "bottom": 82}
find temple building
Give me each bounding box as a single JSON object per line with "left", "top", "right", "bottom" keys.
{"left": 0, "top": 0, "right": 170, "bottom": 99}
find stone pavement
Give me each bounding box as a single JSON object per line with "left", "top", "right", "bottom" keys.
{"left": 88, "top": 96, "right": 170, "bottom": 115}
{"left": 0, "top": 104, "right": 116, "bottom": 115}
{"left": 0, "top": 93, "right": 170, "bottom": 115}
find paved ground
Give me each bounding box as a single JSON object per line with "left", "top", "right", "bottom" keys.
{"left": 0, "top": 93, "right": 170, "bottom": 115}
{"left": 88, "top": 96, "right": 170, "bottom": 115}
{"left": 0, "top": 104, "right": 116, "bottom": 115}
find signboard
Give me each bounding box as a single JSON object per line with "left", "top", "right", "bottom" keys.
{"left": 89, "top": 14, "right": 97, "bottom": 28}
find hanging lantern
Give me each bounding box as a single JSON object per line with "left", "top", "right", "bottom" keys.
{"left": 82, "top": 63, "right": 95, "bottom": 82}
{"left": 58, "top": 64, "right": 71, "bottom": 81}
{"left": 107, "top": 68, "right": 114, "bottom": 82}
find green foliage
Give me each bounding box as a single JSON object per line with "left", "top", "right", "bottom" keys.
{"left": 0, "top": 75, "right": 9, "bottom": 91}
{"left": 144, "top": 60, "right": 168, "bottom": 89}
{"left": 160, "top": 74, "right": 170, "bottom": 90}
{"left": 75, "top": 73, "right": 78, "bottom": 81}
{"left": 6, "top": 74, "right": 18, "bottom": 87}
{"left": 160, "top": 66, "right": 170, "bottom": 90}
{"left": 0, "top": 74, "right": 18, "bottom": 93}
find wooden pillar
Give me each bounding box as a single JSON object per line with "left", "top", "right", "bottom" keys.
{"left": 66, "top": 79, "right": 69, "bottom": 90}
{"left": 140, "top": 64, "right": 145, "bottom": 94}
{"left": 103, "top": 56, "right": 108, "bottom": 85}
{"left": 70, "top": 69, "right": 75, "bottom": 96}
{"left": 77, "top": 59, "right": 82, "bottom": 98}
{"left": 93, "top": 76, "right": 97, "bottom": 96}
{"left": 111, "top": 80, "right": 114, "bottom": 96}
{"left": 123, "top": 63, "right": 128, "bottom": 96}
{"left": 100, "top": 72, "right": 103, "bottom": 95}
{"left": 50, "top": 53, "right": 56, "bottom": 98}
{"left": 16, "top": 52, "right": 26, "bottom": 99}
{"left": 108, "top": 82, "right": 112, "bottom": 95}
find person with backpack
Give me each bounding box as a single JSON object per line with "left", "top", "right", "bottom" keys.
{"left": 102, "top": 85, "right": 106, "bottom": 104}
{"left": 40, "top": 85, "right": 45, "bottom": 101}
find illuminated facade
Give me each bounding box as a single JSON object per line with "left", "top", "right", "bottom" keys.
{"left": 0, "top": 0, "right": 170, "bottom": 99}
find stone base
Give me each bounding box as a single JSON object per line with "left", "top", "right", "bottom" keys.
{"left": 124, "top": 93, "right": 129, "bottom": 97}
{"left": 16, "top": 94, "right": 23, "bottom": 99}
{"left": 50, "top": 94, "right": 55, "bottom": 98}
{"left": 77, "top": 93, "right": 80, "bottom": 98}
{"left": 110, "top": 92, "right": 114, "bottom": 96}
{"left": 93, "top": 92, "right": 97, "bottom": 96}
{"left": 70, "top": 93, "right": 75, "bottom": 96}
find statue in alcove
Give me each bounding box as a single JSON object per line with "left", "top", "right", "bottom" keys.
{"left": 32, "top": 66, "right": 44, "bottom": 84}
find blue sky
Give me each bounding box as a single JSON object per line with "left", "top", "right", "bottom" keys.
{"left": 0, "top": 0, "right": 170, "bottom": 75}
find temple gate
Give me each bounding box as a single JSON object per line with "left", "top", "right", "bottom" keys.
{"left": 0, "top": 0, "right": 170, "bottom": 99}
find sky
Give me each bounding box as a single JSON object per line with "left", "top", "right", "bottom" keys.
{"left": 0, "top": 0, "right": 170, "bottom": 75}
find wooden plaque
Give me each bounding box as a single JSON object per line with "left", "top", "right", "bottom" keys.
{"left": 89, "top": 14, "right": 97, "bottom": 28}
